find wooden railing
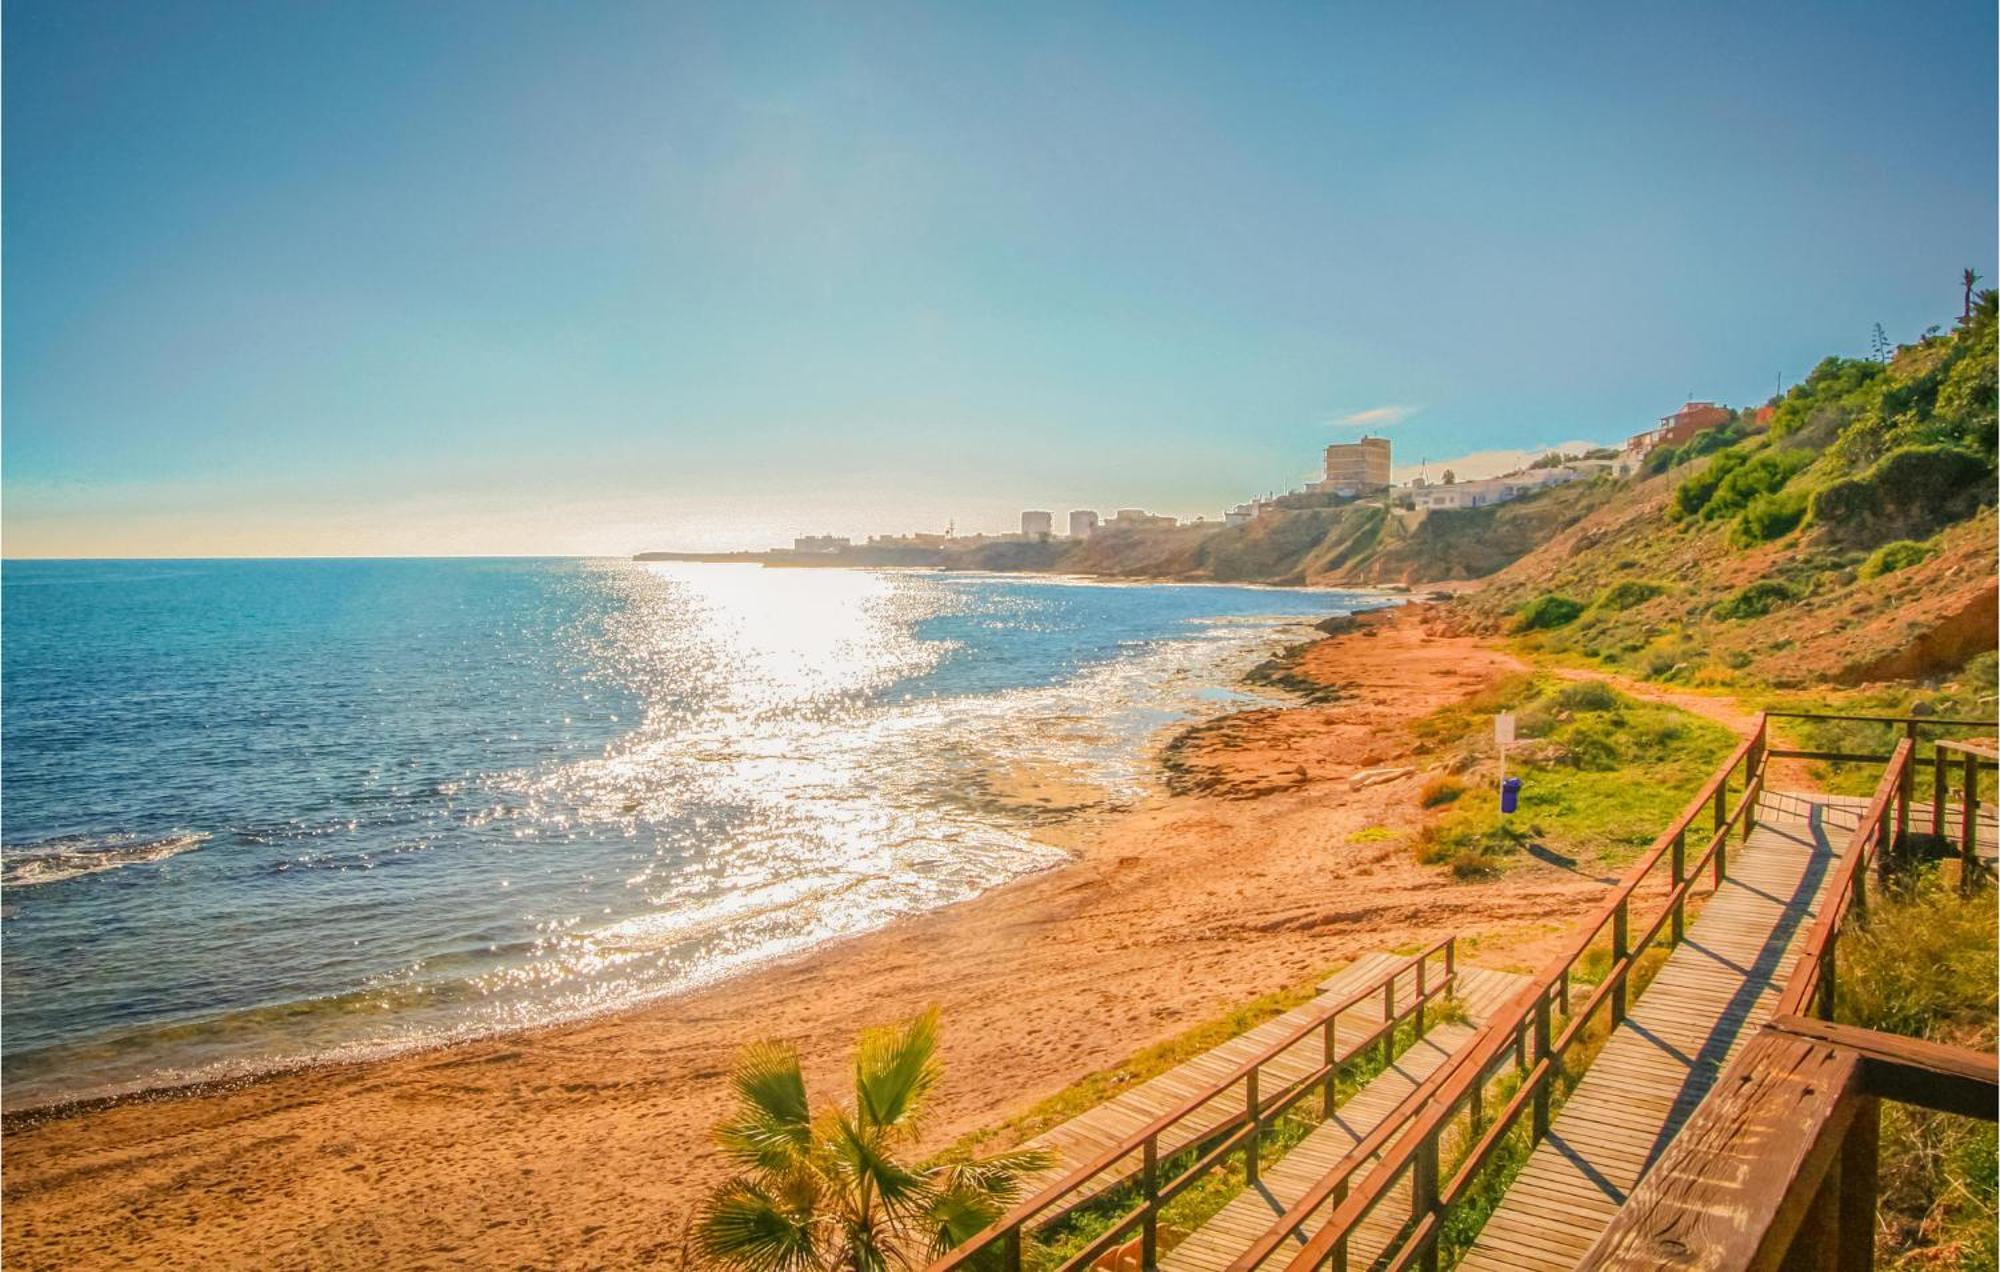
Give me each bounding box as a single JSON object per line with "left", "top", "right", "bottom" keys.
{"left": 930, "top": 938, "right": 1458, "bottom": 1272}
{"left": 1578, "top": 724, "right": 1999, "bottom": 1270}
{"left": 1578, "top": 1014, "right": 1998, "bottom": 1270}
{"left": 1225, "top": 717, "right": 1774, "bottom": 1272}
{"left": 1773, "top": 737, "right": 1913, "bottom": 1023}
{"left": 1934, "top": 737, "right": 1996, "bottom": 894}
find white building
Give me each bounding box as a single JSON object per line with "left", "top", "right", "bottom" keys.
{"left": 1068, "top": 510, "right": 1100, "bottom": 539}
{"left": 1225, "top": 504, "right": 1254, "bottom": 527}
{"left": 1405, "top": 465, "right": 1588, "bottom": 512}
{"left": 1021, "top": 510, "right": 1053, "bottom": 540}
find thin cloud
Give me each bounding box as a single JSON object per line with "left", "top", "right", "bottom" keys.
{"left": 1333, "top": 404, "right": 1418, "bottom": 429}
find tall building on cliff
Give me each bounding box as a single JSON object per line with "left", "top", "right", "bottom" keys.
{"left": 1316, "top": 436, "right": 1392, "bottom": 496}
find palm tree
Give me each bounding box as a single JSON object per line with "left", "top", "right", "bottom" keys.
{"left": 697, "top": 1009, "right": 1051, "bottom": 1272}
{"left": 1964, "top": 268, "right": 1982, "bottom": 321}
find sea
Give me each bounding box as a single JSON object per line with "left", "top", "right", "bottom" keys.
{"left": 0, "top": 558, "right": 1386, "bottom": 1109}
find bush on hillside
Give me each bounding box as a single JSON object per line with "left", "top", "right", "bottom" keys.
{"left": 1555, "top": 680, "right": 1620, "bottom": 712}
{"left": 1670, "top": 447, "right": 1747, "bottom": 518}
{"left": 1728, "top": 487, "right": 1810, "bottom": 546}
{"left": 1807, "top": 443, "right": 1993, "bottom": 547}
{"left": 1857, "top": 539, "right": 1936, "bottom": 581}
{"left": 1515, "top": 594, "right": 1585, "bottom": 631}
{"left": 1711, "top": 579, "right": 1798, "bottom": 621}
{"left": 1418, "top": 775, "right": 1465, "bottom": 808}
{"left": 1591, "top": 580, "right": 1665, "bottom": 612}
{"left": 1700, "top": 449, "right": 1815, "bottom": 522}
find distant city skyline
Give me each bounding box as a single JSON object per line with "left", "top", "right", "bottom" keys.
{"left": 5, "top": 1, "right": 1995, "bottom": 557}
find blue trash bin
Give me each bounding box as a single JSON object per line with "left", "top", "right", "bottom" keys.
{"left": 1500, "top": 777, "right": 1521, "bottom": 814}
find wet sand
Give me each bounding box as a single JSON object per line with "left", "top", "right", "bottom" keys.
{"left": 1, "top": 605, "right": 1610, "bottom": 1270}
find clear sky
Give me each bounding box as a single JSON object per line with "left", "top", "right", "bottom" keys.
{"left": 5, "top": 1, "right": 1995, "bottom": 557}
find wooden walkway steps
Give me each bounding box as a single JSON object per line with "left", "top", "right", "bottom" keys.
{"left": 1017, "top": 953, "right": 1408, "bottom": 1203}
{"left": 1162, "top": 967, "right": 1526, "bottom": 1272}
{"left": 1455, "top": 795, "right": 1848, "bottom": 1271}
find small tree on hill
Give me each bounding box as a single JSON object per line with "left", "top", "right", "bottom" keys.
{"left": 1963, "top": 268, "right": 1982, "bottom": 321}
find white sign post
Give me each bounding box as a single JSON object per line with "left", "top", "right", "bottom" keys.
{"left": 1495, "top": 712, "right": 1515, "bottom": 790}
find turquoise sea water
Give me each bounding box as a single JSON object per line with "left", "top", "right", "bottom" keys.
{"left": 1, "top": 559, "right": 1382, "bottom": 1107}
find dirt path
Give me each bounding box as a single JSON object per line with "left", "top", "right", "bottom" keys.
{"left": 3, "top": 608, "right": 1609, "bottom": 1272}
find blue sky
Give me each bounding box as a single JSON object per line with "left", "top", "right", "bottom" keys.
{"left": 5, "top": 1, "right": 1994, "bottom": 556}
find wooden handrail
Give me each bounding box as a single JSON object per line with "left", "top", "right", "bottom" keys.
{"left": 1233, "top": 717, "right": 1772, "bottom": 1272}
{"left": 1762, "top": 711, "right": 1998, "bottom": 727}
{"left": 1578, "top": 1014, "right": 1998, "bottom": 1270}
{"left": 1774, "top": 740, "right": 1912, "bottom": 1021}
{"left": 930, "top": 937, "right": 1457, "bottom": 1272}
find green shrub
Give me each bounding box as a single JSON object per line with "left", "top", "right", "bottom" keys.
{"left": 1560, "top": 718, "right": 1622, "bottom": 770}
{"left": 1729, "top": 487, "right": 1810, "bottom": 546}
{"left": 1516, "top": 594, "right": 1585, "bottom": 631}
{"left": 1711, "top": 579, "right": 1798, "bottom": 620}
{"left": 1701, "top": 449, "right": 1814, "bottom": 521}
{"left": 1555, "top": 680, "right": 1620, "bottom": 712}
{"left": 1808, "top": 444, "right": 1993, "bottom": 546}
{"left": 1419, "top": 776, "right": 1465, "bottom": 808}
{"left": 1592, "top": 580, "right": 1665, "bottom": 612}
{"left": 1671, "top": 447, "right": 1747, "bottom": 519}
{"left": 1857, "top": 538, "right": 1936, "bottom": 580}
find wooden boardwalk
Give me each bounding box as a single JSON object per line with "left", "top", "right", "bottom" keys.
{"left": 1018, "top": 953, "right": 1407, "bottom": 1202}
{"left": 1456, "top": 795, "right": 1848, "bottom": 1271}
{"left": 1162, "top": 967, "right": 1524, "bottom": 1272}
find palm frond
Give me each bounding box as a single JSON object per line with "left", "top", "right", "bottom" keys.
{"left": 718, "top": 1041, "right": 815, "bottom": 1173}
{"left": 830, "top": 1108, "right": 932, "bottom": 1223}
{"left": 853, "top": 1008, "right": 940, "bottom": 1134}
{"left": 697, "top": 1179, "right": 826, "bottom": 1272}
{"left": 926, "top": 1146, "right": 1054, "bottom": 1207}
{"left": 920, "top": 1188, "right": 1002, "bottom": 1260}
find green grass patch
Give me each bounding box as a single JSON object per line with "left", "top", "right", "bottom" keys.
{"left": 1410, "top": 675, "right": 1734, "bottom": 877}
{"left": 1858, "top": 537, "right": 1937, "bottom": 580}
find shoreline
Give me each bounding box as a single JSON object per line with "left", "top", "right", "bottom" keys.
{"left": 1, "top": 604, "right": 1610, "bottom": 1270}
{"left": 0, "top": 594, "right": 1373, "bottom": 1120}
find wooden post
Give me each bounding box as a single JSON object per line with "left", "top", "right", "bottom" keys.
{"left": 1962, "top": 751, "right": 1980, "bottom": 897}
{"left": 1532, "top": 992, "right": 1553, "bottom": 1139}
{"left": 1559, "top": 966, "right": 1570, "bottom": 1017}
{"left": 1713, "top": 780, "right": 1727, "bottom": 837}
{"left": 1611, "top": 900, "right": 1630, "bottom": 1024}
{"left": 1896, "top": 744, "right": 1913, "bottom": 855}
{"left": 1415, "top": 956, "right": 1428, "bottom": 1040}
{"left": 1005, "top": 1225, "right": 1022, "bottom": 1272}
{"left": 1819, "top": 939, "right": 1838, "bottom": 1021}
{"left": 1245, "top": 1069, "right": 1261, "bottom": 1185}
{"left": 1670, "top": 828, "right": 1686, "bottom": 944}
{"left": 1838, "top": 1097, "right": 1880, "bottom": 1272}
{"left": 1779, "top": 1151, "right": 1841, "bottom": 1272}
{"left": 1933, "top": 750, "right": 1949, "bottom": 838}
{"left": 1383, "top": 979, "right": 1397, "bottom": 1069}
{"left": 1142, "top": 1137, "right": 1159, "bottom": 1270}
{"left": 1413, "top": 1135, "right": 1441, "bottom": 1272}
{"left": 1322, "top": 1016, "right": 1338, "bottom": 1119}
{"left": 1470, "top": 1069, "right": 1484, "bottom": 1134}
{"left": 1853, "top": 853, "right": 1868, "bottom": 921}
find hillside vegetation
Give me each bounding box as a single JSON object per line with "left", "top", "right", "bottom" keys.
{"left": 1453, "top": 294, "right": 1998, "bottom": 687}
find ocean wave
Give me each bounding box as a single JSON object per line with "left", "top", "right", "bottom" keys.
{"left": 2, "top": 831, "right": 210, "bottom": 888}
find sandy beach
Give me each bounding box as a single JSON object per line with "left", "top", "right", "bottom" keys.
{"left": 1, "top": 605, "right": 1612, "bottom": 1270}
